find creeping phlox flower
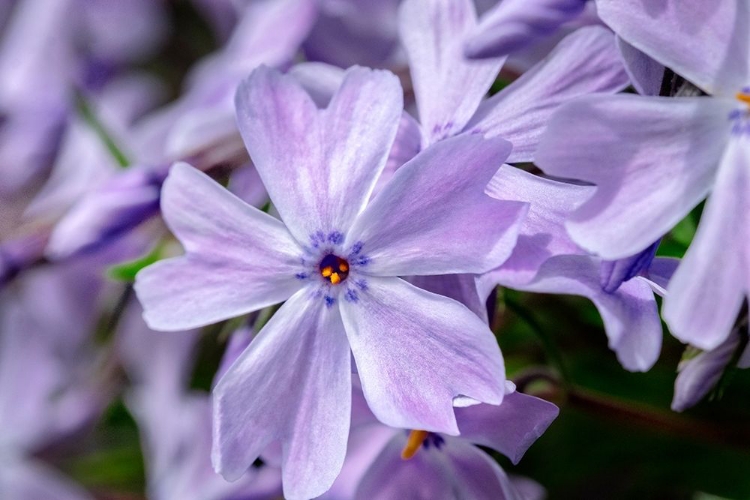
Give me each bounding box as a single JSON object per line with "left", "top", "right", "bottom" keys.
{"left": 135, "top": 65, "right": 528, "bottom": 499}
{"left": 394, "top": 0, "right": 670, "bottom": 371}
{"left": 354, "top": 383, "right": 559, "bottom": 500}
{"left": 535, "top": 0, "right": 750, "bottom": 352}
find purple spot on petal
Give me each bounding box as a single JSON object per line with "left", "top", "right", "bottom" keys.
{"left": 327, "top": 231, "right": 344, "bottom": 244}
{"left": 295, "top": 272, "right": 308, "bottom": 280}
{"left": 324, "top": 295, "right": 336, "bottom": 308}
{"left": 345, "top": 289, "right": 359, "bottom": 303}
{"left": 349, "top": 241, "right": 364, "bottom": 256}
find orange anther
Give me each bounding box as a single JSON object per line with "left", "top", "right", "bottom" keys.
{"left": 330, "top": 273, "right": 341, "bottom": 285}
{"left": 321, "top": 266, "right": 333, "bottom": 278}
{"left": 401, "top": 430, "right": 430, "bottom": 460}
{"left": 737, "top": 92, "right": 750, "bottom": 105}
{"left": 339, "top": 261, "right": 349, "bottom": 272}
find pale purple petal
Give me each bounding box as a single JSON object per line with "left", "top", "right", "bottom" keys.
{"left": 501, "top": 255, "right": 662, "bottom": 371}
{"left": 641, "top": 256, "right": 680, "bottom": 297}
{"left": 354, "top": 434, "right": 454, "bottom": 500}
{"left": 616, "top": 36, "right": 664, "bottom": 96}
{"left": 347, "top": 135, "right": 527, "bottom": 277}
{"left": 320, "top": 423, "right": 396, "bottom": 500}
{"left": 597, "top": 0, "right": 750, "bottom": 96}
{"left": 45, "top": 166, "right": 163, "bottom": 260}
{"left": 454, "top": 391, "right": 559, "bottom": 464}
{"left": 116, "top": 301, "right": 199, "bottom": 392}
{"left": 535, "top": 94, "right": 734, "bottom": 259}
{"left": 441, "top": 440, "right": 526, "bottom": 500}
{"left": 83, "top": 0, "right": 168, "bottom": 64}
{"left": 672, "top": 330, "right": 742, "bottom": 412}
{"left": 464, "top": 0, "right": 587, "bottom": 58}
{"left": 236, "top": 65, "right": 402, "bottom": 243}
{"left": 0, "top": 459, "right": 93, "bottom": 500}
{"left": 303, "top": 0, "right": 402, "bottom": 69}
{"left": 399, "top": 0, "right": 505, "bottom": 144}
{"left": 213, "top": 287, "right": 351, "bottom": 499}
{"left": 340, "top": 277, "right": 505, "bottom": 434}
{"left": 355, "top": 434, "right": 522, "bottom": 500}
{"left": 199, "top": 0, "right": 316, "bottom": 79}
{"left": 599, "top": 240, "right": 659, "bottom": 293}
{"left": 409, "top": 274, "right": 488, "bottom": 323}
{"left": 134, "top": 163, "right": 303, "bottom": 331}
{"left": 485, "top": 166, "right": 591, "bottom": 287}
{"left": 466, "top": 26, "right": 629, "bottom": 163}
{"left": 227, "top": 163, "right": 268, "bottom": 209}
{"left": 663, "top": 138, "right": 750, "bottom": 350}
{"left": 373, "top": 112, "right": 424, "bottom": 199}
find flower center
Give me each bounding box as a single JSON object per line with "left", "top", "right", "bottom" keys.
{"left": 319, "top": 254, "right": 349, "bottom": 285}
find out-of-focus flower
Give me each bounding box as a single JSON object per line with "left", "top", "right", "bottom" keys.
{"left": 353, "top": 383, "right": 558, "bottom": 499}
{"left": 118, "top": 303, "right": 279, "bottom": 500}
{"left": 535, "top": 0, "right": 750, "bottom": 351}
{"left": 303, "top": 0, "right": 404, "bottom": 69}
{"left": 0, "top": 0, "right": 168, "bottom": 197}
{"left": 464, "top": 0, "right": 589, "bottom": 59}
{"left": 135, "top": 65, "right": 527, "bottom": 499}
{"left": 0, "top": 259, "right": 116, "bottom": 499}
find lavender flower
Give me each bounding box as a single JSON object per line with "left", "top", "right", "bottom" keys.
{"left": 354, "top": 384, "right": 559, "bottom": 499}
{"left": 535, "top": 0, "right": 750, "bottom": 351}
{"left": 395, "top": 0, "right": 666, "bottom": 370}
{"left": 135, "top": 65, "right": 527, "bottom": 498}
{"left": 463, "top": 0, "right": 589, "bottom": 59}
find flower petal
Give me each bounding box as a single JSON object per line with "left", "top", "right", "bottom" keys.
{"left": 641, "top": 256, "right": 680, "bottom": 297}
{"left": 355, "top": 434, "right": 523, "bottom": 500}
{"left": 535, "top": 94, "right": 734, "bottom": 259}
{"left": 616, "top": 36, "right": 664, "bottom": 96}
{"left": 502, "top": 255, "right": 662, "bottom": 371}
{"left": 454, "top": 391, "right": 559, "bottom": 464}
{"left": 134, "top": 163, "right": 303, "bottom": 331}
{"left": 408, "top": 274, "right": 488, "bottom": 323}
{"left": 340, "top": 276, "right": 505, "bottom": 434}
{"left": 354, "top": 434, "right": 454, "bottom": 500}
{"left": 0, "top": 459, "right": 93, "bottom": 500}
{"left": 212, "top": 287, "right": 351, "bottom": 499}
{"left": 663, "top": 138, "right": 750, "bottom": 350}
{"left": 348, "top": 135, "right": 526, "bottom": 277}
{"left": 399, "top": 0, "right": 504, "bottom": 144}
{"left": 672, "top": 329, "right": 742, "bottom": 412}
{"left": 466, "top": 25, "right": 629, "bottom": 163}
{"left": 235, "top": 65, "right": 403, "bottom": 243}
{"left": 463, "top": 0, "right": 587, "bottom": 58}
{"left": 597, "top": 0, "right": 750, "bottom": 96}
{"left": 484, "top": 165, "right": 591, "bottom": 287}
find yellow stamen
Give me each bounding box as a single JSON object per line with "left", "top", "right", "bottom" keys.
{"left": 339, "top": 261, "right": 349, "bottom": 272}
{"left": 321, "top": 266, "right": 333, "bottom": 278}
{"left": 330, "top": 273, "right": 341, "bottom": 285}
{"left": 401, "top": 430, "right": 430, "bottom": 460}
{"left": 737, "top": 92, "right": 750, "bottom": 105}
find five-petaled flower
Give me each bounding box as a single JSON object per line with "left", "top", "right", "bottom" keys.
{"left": 134, "top": 65, "right": 528, "bottom": 499}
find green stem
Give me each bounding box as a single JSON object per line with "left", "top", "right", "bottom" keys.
{"left": 75, "top": 92, "right": 131, "bottom": 168}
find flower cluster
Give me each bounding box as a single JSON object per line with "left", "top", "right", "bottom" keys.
{"left": 0, "top": 0, "right": 747, "bottom": 498}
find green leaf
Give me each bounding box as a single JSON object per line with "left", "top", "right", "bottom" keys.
{"left": 107, "top": 245, "right": 164, "bottom": 282}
